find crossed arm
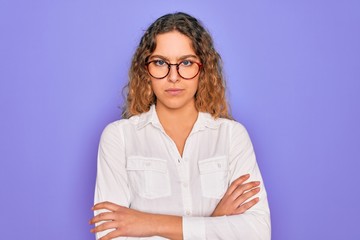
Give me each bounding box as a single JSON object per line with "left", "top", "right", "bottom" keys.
{"left": 90, "top": 122, "right": 270, "bottom": 240}
{"left": 89, "top": 174, "right": 261, "bottom": 240}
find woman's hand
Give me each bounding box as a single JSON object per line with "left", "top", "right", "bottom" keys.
{"left": 211, "top": 174, "right": 260, "bottom": 217}
{"left": 90, "top": 202, "right": 182, "bottom": 240}
{"left": 90, "top": 202, "right": 155, "bottom": 239}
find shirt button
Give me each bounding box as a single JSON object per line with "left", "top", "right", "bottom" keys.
{"left": 185, "top": 210, "right": 191, "bottom": 216}
{"left": 217, "top": 163, "right": 222, "bottom": 168}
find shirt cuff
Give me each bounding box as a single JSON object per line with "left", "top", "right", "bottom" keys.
{"left": 182, "top": 216, "right": 205, "bottom": 240}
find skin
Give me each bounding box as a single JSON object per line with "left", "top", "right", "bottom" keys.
{"left": 211, "top": 174, "right": 260, "bottom": 216}
{"left": 90, "top": 30, "right": 261, "bottom": 240}
{"left": 149, "top": 31, "right": 199, "bottom": 113}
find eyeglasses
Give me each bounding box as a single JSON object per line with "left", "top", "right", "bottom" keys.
{"left": 146, "top": 59, "right": 202, "bottom": 80}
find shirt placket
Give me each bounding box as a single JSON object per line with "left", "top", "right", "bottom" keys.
{"left": 160, "top": 130, "right": 194, "bottom": 217}
{"left": 178, "top": 148, "right": 193, "bottom": 217}
{"left": 154, "top": 116, "right": 204, "bottom": 217}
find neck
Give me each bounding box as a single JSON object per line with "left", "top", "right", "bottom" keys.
{"left": 155, "top": 103, "right": 198, "bottom": 130}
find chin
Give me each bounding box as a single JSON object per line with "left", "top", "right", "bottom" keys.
{"left": 157, "top": 99, "right": 195, "bottom": 111}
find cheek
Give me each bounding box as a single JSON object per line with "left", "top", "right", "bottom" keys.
{"left": 191, "top": 79, "right": 200, "bottom": 93}
{"left": 149, "top": 80, "right": 162, "bottom": 96}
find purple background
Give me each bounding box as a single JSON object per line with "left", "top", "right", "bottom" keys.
{"left": 1, "top": 0, "right": 359, "bottom": 239}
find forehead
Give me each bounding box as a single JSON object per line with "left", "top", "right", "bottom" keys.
{"left": 152, "top": 31, "right": 196, "bottom": 58}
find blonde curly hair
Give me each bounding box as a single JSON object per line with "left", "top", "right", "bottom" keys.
{"left": 122, "top": 12, "right": 231, "bottom": 119}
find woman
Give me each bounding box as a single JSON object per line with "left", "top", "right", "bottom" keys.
{"left": 90, "top": 12, "right": 271, "bottom": 239}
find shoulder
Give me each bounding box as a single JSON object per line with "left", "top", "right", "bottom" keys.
{"left": 213, "top": 117, "right": 253, "bottom": 145}
{"left": 207, "top": 115, "right": 248, "bottom": 133}
{"left": 100, "top": 110, "right": 151, "bottom": 137}
{"left": 100, "top": 117, "right": 135, "bottom": 138}
{"left": 102, "top": 119, "right": 129, "bottom": 133}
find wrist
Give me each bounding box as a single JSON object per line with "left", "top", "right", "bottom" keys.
{"left": 152, "top": 214, "right": 183, "bottom": 239}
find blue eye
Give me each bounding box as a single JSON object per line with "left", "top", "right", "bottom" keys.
{"left": 154, "top": 60, "right": 166, "bottom": 66}
{"left": 181, "top": 60, "right": 193, "bottom": 66}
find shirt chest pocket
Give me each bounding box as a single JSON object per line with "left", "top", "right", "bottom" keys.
{"left": 198, "top": 156, "right": 229, "bottom": 199}
{"left": 126, "top": 157, "right": 171, "bottom": 199}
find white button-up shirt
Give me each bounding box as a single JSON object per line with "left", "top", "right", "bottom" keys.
{"left": 94, "top": 105, "right": 271, "bottom": 239}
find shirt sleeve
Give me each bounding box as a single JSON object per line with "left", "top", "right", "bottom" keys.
{"left": 183, "top": 122, "right": 271, "bottom": 240}
{"left": 94, "top": 122, "right": 131, "bottom": 240}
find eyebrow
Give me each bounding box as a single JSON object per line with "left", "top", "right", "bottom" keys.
{"left": 149, "top": 54, "right": 199, "bottom": 62}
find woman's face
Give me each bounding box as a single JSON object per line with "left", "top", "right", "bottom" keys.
{"left": 148, "top": 30, "right": 200, "bottom": 112}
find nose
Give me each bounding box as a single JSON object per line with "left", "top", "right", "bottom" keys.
{"left": 168, "top": 65, "right": 180, "bottom": 83}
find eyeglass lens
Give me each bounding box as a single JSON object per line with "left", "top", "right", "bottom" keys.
{"left": 147, "top": 61, "right": 201, "bottom": 79}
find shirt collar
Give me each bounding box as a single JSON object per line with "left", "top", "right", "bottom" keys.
{"left": 136, "top": 105, "right": 161, "bottom": 130}
{"left": 193, "top": 111, "right": 223, "bottom": 131}
{"left": 135, "top": 105, "right": 223, "bottom": 131}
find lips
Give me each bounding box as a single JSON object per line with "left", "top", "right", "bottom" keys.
{"left": 165, "top": 88, "right": 184, "bottom": 96}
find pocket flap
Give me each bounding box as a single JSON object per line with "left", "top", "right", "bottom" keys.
{"left": 127, "top": 156, "right": 167, "bottom": 173}
{"left": 198, "top": 156, "right": 228, "bottom": 174}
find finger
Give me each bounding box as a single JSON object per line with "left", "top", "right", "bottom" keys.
{"left": 93, "top": 201, "right": 121, "bottom": 212}
{"left": 226, "top": 174, "right": 250, "bottom": 195}
{"left": 234, "top": 197, "right": 260, "bottom": 215}
{"left": 228, "top": 181, "right": 260, "bottom": 201}
{"left": 232, "top": 174, "right": 250, "bottom": 185}
{"left": 235, "top": 187, "right": 260, "bottom": 206}
{"left": 91, "top": 221, "right": 118, "bottom": 233}
{"left": 236, "top": 181, "right": 260, "bottom": 194}
{"left": 90, "top": 212, "right": 116, "bottom": 225}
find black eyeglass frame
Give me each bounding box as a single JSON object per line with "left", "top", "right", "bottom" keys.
{"left": 145, "top": 60, "right": 203, "bottom": 80}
